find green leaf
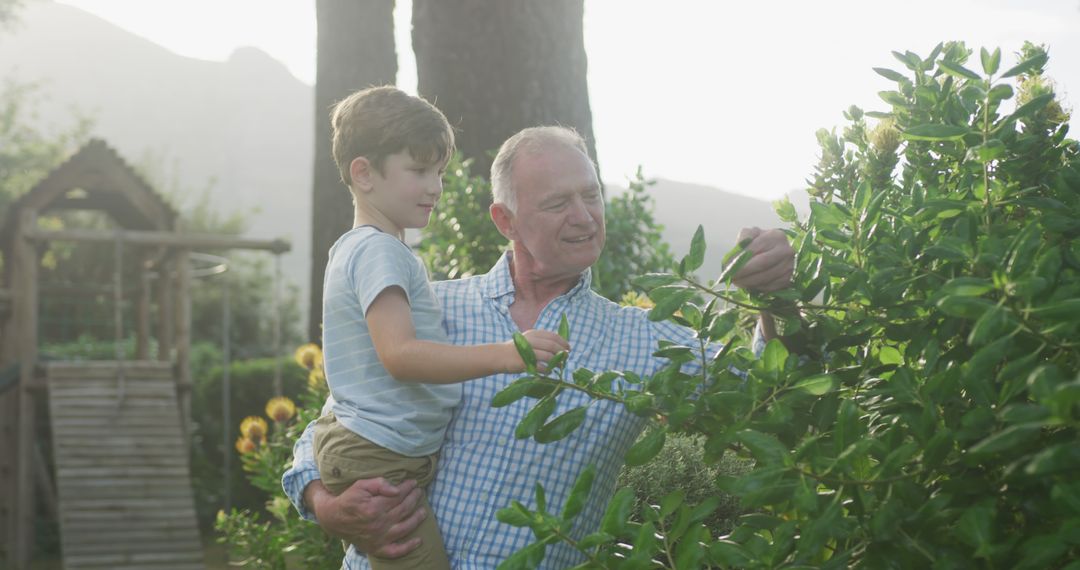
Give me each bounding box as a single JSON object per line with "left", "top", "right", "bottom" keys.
{"left": 763, "top": 338, "right": 789, "bottom": 374}
{"left": 1032, "top": 299, "right": 1080, "bottom": 323}
{"left": 632, "top": 272, "right": 680, "bottom": 290}
{"left": 512, "top": 332, "right": 537, "bottom": 372}
{"left": 967, "top": 423, "right": 1043, "bottom": 457}
{"left": 682, "top": 225, "right": 706, "bottom": 273}
{"left": 491, "top": 378, "right": 536, "bottom": 408}
{"left": 514, "top": 396, "right": 557, "bottom": 440}
{"left": 940, "top": 277, "right": 994, "bottom": 297}
{"left": 1001, "top": 52, "right": 1049, "bottom": 78}
{"left": 1025, "top": 442, "right": 1080, "bottom": 476}
{"left": 1012, "top": 93, "right": 1055, "bottom": 119}
{"left": 558, "top": 314, "right": 570, "bottom": 341}
{"left": 981, "top": 47, "right": 1001, "bottom": 75}
{"left": 600, "top": 487, "right": 636, "bottom": 535}
{"left": 937, "top": 295, "right": 994, "bottom": 319}
{"left": 873, "top": 67, "right": 906, "bottom": 81}
{"left": 955, "top": 500, "right": 995, "bottom": 553}
{"left": 625, "top": 428, "right": 666, "bottom": 466}
{"left": 496, "top": 501, "right": 534, "bottom": 527}
{"left": 902, "top": 123, "right": 971, "bottom": 141}
{"left": 939, "top": 59, "right": 982, "bottom": 81}
{"left": 736, "top": 429, "right": 789, "bottom": 465}
{"left": 717, "top": 248, "right": 754, "bottom": 286}
{"left": 562, "top": 464, "right": 596, "bottom": 520}
{"left": 647, "top": 288, "right": 695, "bottom": 322}
{"left": 659, "top": 490, "right": 685, "bottom": 518}
{"left": 708, "top": 540, "right": 754, "bottom": 567}
{"left": 534, "top": 406, "right": 587, "bottom": 444}
{"left": 793, "top": 374, "right": 838, "bottom": 396}
{"left": 535, "top": 483, "right": 547, "bottom": 514}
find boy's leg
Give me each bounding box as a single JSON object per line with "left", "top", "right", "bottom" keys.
{"left": 312, "top": 415, "right": 449, "bottom": 569}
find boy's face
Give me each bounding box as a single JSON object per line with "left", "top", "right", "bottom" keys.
{"left": 362, "top": 151, "right": 447, "bottom": 235}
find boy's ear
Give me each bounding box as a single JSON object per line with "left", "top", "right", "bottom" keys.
{"left": 490, "top": 203, "right": 516, "bottom": 241}
{"left": 349, "top": 157, "right": 375, "bottom": 192}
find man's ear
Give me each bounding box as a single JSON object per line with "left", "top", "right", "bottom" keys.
{"left": 349, "top": 157, "right": 375, "bottom": 192}
{"left": 490, "top": 203, "right": 516, "bottom": 241}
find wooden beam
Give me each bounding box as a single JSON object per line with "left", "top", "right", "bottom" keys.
{"left": 136, "top": 263, "right": 151, "bottom": 360}
{"left": 23, "top": 227, "right": 290, "bottom": 253}
{"left": 156, "top": 257, "right": 174, "bottom": 363}
{"left": 14, "top": 210, "right": 39, "bottom": 570}
{"left": 174, "top": 251, "right": 192, "bottom": 439}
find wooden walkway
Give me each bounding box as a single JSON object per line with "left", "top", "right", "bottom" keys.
{"left": 45, "top": 361, "right": 205, "bottom": 570}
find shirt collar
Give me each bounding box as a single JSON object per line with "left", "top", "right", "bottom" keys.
{"left": 479, "top": 251, "right": 593, "bottom": 301}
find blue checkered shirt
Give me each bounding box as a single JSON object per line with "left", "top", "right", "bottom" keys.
{"left": 283, "top": 252, "right": 757, "bottom": 569}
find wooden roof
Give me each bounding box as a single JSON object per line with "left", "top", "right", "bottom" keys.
{"left": 1, "top": 138, "right": 178, "bottom": 245}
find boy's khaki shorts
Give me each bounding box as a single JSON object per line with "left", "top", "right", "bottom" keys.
{"left": 312, "top": 413, "right": 448, "bottom": 570}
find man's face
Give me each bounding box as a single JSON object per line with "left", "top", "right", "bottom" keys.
{"left": 508, "top": 144, "right": 605, "bottom": 279}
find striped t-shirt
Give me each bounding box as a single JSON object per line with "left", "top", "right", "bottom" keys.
{"left": 321, "top": 226, "right": 461, "bottom": 457}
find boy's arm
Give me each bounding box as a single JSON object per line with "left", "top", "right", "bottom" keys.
{"left": 282, "top": 415, "right": 426, "bottom": 558}
{"left": 366, "top": 287, "right": 569, "bottom": 383}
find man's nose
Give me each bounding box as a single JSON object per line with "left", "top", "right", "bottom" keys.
{"left": 567, "top": 196, "right": 593, "bottom": 225}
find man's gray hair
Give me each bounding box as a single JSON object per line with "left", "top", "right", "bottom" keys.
{"left": 490, "top": 126, "right": 590, "bottom": 213}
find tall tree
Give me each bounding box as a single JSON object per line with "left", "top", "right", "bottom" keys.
{"left": 309, "top": 0, "right": 397, "bottom": 341}
{"left": 411, "top": 0, "right": 596, "bottom": 177}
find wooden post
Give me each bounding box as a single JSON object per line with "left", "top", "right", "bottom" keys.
{"left": 13, "top": 210, "right": 39, "bottom": 570}
{"left": 136, "top": 253, "right": 151, "bottom": 360}
{"left": 175, "top": 250, "right": 192, "bottom": 438}
{"left": 157, "top": 256, "right": 174, "bottom": 362}
{"left": 0, "top": 389, "right": 15, "bottom": 567}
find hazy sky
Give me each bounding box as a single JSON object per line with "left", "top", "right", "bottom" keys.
{"left": 53, "top": 0, "right": 1080, "bottom": 201}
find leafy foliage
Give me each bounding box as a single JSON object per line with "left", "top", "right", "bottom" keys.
{"left": 213, "top": 347, "right": 341, "bottom": 569}
{"left": 497, "top": 42, "right": 1080, "bottom": 569}
{"left": 418, "top": 154, "right": 507, "bottom": 280}
{"left": 593, "top": 169, "right": 676, "bottom": 300}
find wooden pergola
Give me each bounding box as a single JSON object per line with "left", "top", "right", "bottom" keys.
{"left": 0, "top": 139, "right": 290, "bottom": 569}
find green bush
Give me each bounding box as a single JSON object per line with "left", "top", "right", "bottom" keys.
{"left": 190, "top": 352, "right": 308, "bottom": 530}
{"left": 617, "top": 431, "right": 750, "bottom": 535}
{"left": 497, "top": 42, "right": 1080, "bottom": 569}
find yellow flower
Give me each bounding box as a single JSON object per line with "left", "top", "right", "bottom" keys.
{"left": 240, "top": 416, "right": 268, "bottom": 441}
{"left": 294, "top": 343, "right": 323, "bottom": 370}
{"left": 265, "top": 396, "right": 296, "bottom": 423}
{"left": 620, "top": 290, "right": 654, "bottom": 309}
{"left": 235, "top": 435, "right": 258, "bottom": 454}
{"left": 308, "top": 369, "right": 326, "bottom": 390}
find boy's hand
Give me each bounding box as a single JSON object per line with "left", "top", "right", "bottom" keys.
{"left": 506, "top": 329, "right": 571, "bottom": 373}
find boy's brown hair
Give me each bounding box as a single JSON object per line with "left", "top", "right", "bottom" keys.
{"left": 330, "top": 85, "right": 455, "bottom": 189}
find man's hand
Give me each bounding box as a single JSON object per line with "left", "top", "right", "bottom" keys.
{"left": 731, "top": 227, "right": 795, "bottom": 293}
{"left": 305, "top": 477, "right": 426, "bottom": 558}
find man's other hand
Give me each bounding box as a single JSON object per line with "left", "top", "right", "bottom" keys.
{"left": 306, "top": 477, "right": 426, "bottom": 558}
{"left": 731, "top": 227, "right": 795, "bottom": 293}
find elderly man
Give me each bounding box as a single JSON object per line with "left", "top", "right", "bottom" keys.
{"left": 283, "top": 126, "right": 794, "bottom": 569}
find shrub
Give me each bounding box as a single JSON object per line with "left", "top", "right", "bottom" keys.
{"left": 190, "top": 352, "right": 308, "bottom": 530}
{"left": 617, "top": 431, "right": 750, "bottom": 535}
{"left": 496, "top": 42, "right": 1080, "bottom": 568}
{"left": 213, "top": 344, "right": 341, "bottom": 569}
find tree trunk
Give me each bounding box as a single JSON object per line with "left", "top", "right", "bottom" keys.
{"left": 412, "top": 0, "right": 596, "bottom": 178}
{"left": 309, "top": 0, "right": 397, "bottom": 342}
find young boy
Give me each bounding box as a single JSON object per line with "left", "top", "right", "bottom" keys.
{"left": 314, "top": 86, "right": 569, "bottom": 569}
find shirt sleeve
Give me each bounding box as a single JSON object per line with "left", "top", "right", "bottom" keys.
{"left": 350, "top": 234, "right": 418, "bottom": 313}
{"left": 281, "top": 417, "right": 321, "bottom": 522}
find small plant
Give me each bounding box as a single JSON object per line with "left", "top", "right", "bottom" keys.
{"left": 214, "top": 343, "right": 340, "bottom": 570}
